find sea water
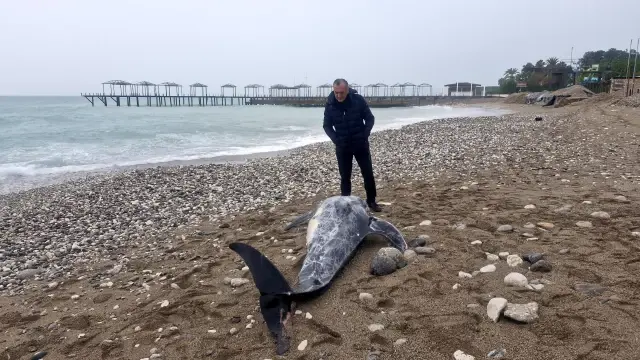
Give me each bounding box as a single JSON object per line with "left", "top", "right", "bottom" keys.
{"left": 0, "top": 96, "right": 507, "bottom": 194}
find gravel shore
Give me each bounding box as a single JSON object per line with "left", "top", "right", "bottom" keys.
{"left": 1, "top": 99, "right": 640, "bottom": 359}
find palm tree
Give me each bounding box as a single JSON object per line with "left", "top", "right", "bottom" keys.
{"left": 504, "top": 68, "right": 518, "bottom": 79}
{"left": 546, "top": 57, "right": 559, "bottom": 68}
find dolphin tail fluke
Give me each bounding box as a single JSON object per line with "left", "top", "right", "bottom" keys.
{"left": 228, "top": 242, "right": 294, "bottom": 355}
{"left": 368, "top": 217, "right": 408, "bottom": 252}
{"left": 284, "top": 210, "right": 314, "bottom": 231}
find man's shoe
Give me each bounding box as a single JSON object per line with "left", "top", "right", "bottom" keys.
{"left": 368, "top": 201, "right": 382, "bottom": 212}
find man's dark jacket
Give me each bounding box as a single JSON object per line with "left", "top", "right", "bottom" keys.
{"left": 323, "top": 88, "right": 374, "bottom": 148}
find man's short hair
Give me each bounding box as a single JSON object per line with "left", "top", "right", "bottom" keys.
{"left": 333, "top": 78, "right": 348, "bottom": 87}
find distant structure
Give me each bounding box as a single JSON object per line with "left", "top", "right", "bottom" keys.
{"left": 81, "top": 78, "right": 494, "bottom": 108}
{"left": 444, "top": 82, "right": 484, "bottom": 96}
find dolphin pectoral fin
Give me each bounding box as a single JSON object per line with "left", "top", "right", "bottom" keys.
{"left": 284, "top": 210, "right": 314, "bottom": 231}
{"left": 368, "top": 217, "right": 408, "bottom": 252}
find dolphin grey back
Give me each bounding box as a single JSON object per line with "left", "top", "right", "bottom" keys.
{"left": 294, "top": 196, "right": 370, "bottom": 293}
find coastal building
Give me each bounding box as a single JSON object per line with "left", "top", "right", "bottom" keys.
{"left": 444, "top": 82, "right": 484, "bottom": 96}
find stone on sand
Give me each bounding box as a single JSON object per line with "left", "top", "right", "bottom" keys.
{"left": 368, "top": 324, "right": 384, "bottom": 332}
{"left": 414, "top": 246, "right": 435, "bottom": 255}
{"left": 536, "top": 222, "right": 554, "bottom": 230}
{"left": 419, "top": 220, "right": 432, "bottom": 226}
{"left": 503, "top": 302, "right": 539, "bottom": 323}
{"left": 403, "top": 249, "right": 417, "bottom": 262}
{"left": 297, "top": 340, "right": 308, "bottom": 351}
{"left": 498, "top": 252, "right": 509, "bottom": 259}
{"left": 576, "top": 221, "right": 593, "bottom": 228}
{"left": 359, "top": 292, "right": 374, "bottom": 302}
{"left": 590, "top": 211, "right": 610, "bottom": 219}
{"left": 524, "top": 204, "right": 536, "bottom": 209}
{"left": 530, "top": 260, "right": 552, "bottom": 272}
{"left": 486, "top": 253, "right": 500, "bottom": 261}
{"left": 496, "top": 225, "right": 513, "bottom": 232}
{"left": 479, "top": 264, "right": 496, "bottom": 273}
{"left": 506, "top": 255, "right": 523, "bottom": 267}
{"left": 504, "top": 272, "right": 528, "bottom": 287}
{"left": 487, "top": 297, "right": 508, "bottom": 322}
{"left": 453, "top": 350, "right": 475, "bottom": 360}
{"left": 371, "top": 247, "right": 406, "bottom": 275}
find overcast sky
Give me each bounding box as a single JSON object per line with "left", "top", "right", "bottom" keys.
{"left": 0, "top": 0, "right": 638, "bottom": 96}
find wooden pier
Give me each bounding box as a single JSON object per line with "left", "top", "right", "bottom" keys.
{"left": 80, "top": 93, "right": 455, "bottom": 108}
{"left": 81, "top": 80, "right": 495, "bottom": 108}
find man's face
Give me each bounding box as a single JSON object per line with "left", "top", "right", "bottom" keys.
{"left": 333, "top": 83, "right": 348, "bottom": 102}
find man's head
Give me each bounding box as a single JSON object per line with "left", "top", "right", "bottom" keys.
{"left": 332, "top": 78, "right": 349, "bottom": 102}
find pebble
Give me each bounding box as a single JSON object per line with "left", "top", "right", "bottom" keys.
{"left": 524, "top": 204, "right": 536, "bottom": 209}
{"left": 403, "top": 249, "right": 417, "bottom": 262}
{"left": 224, "top": 277, "right": 249, "bottom": 287}
{"left": 453, "top": 350, "right": 475, "bottom": 360}
{"left": 576, "top": 221, "right": 593, "bottom": 228}
{"left": 530, "top": 260, "right": 553, "bottom": 272}
{"left": 419, "top": 220, "right": 432, "bottom": 226}
{"left": 559, "top": 248, "right": 570, "bottom": 254}
{"left": 160, "top": 300, "right": 169, "bottom": 308}
{"left": 359, "top": 292, "right": 374, "bottom": 301}
{"left": 486, "top": 253, "right": 500, "bottom": 261}
{"left": 414, "top": 246, "right": 435, "bottom": 255}
{"left": 632, "top": 232, "right": 640, "bottom": 237}
{"left": 523, "top": 223, "right": 536, "bottom": 229}
{"left": 487, "top": 349, "right": 506, "bottom": 358}
{"left": 529, "top": 283, "right": 544, "bottom": 291}
{"left": 504, "top": 272, "right": 528, "bottom": 287}
{"left": 536, "top": 222, "right": 554, "bottom": 230}
{"left": 582, "top": 200, "right": 593, "bottom": 205}
{"left": 297, "top": 339, "right": 308, "bottom": 351}
{"left": 452, "top": 283, "right": 460, "bottom": 290}
{"left": 590, "top": 211, "right": 610, "bottom": 219}
{"left": 506, "top": 255, "right": 523, "bottom": 267}
{"left": 207, "top": 329, "right": 217, "bottom": 334}
{"left": 368, "top": 323, "right": 384, "bottom": 332}
{"left": 394, "top": 338, "right": 408, "bottom": 346}
{"left": 503, "top": 302, "right": 539, "bottom": 323}
{"left": 522, "top": 253, "right": 544, "bottom": 264}
{"left": 71, "top": 294, "right": 80, "bottom": 300}
{"left": 229, "top": 328, "right": 238, "bottom": 335}
{"left": 479, "top": 264, "right": 496, "bottom": 273}
{"left": 614, "top": 195, "right": 628, "bottom": 202}
{"left": 458, "top": 271, "right": 473, "bottom": 278}
{"left": 486, "top": 297, "right": 508, "bottom": 322}
{"left": 496, "top": 225, "right": 513, "bottom": 232}
{"left": 498, "top": 252, "right": 509, "bottom": 259}
{"left": 305, "top": 312, "right": 312, "bottom": 319}
{"left": 407, "top": 238, "right": 427, "bottom": 247}
{"left": 470, "top": 240, "right": 482, "bottom": 245}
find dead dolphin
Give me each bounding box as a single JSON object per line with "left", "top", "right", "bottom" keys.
{"left": 228, "top": 195, "right": 407, "bottom": 355}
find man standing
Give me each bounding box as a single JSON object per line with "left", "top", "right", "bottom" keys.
{"left": 323, "top": 78, "right": 381, "bottom": 212}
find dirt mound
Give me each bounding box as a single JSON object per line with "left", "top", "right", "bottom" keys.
{"left": 612, "top": 93, "right": 640, "bottom": 108}
{"left": 551, "top": 85, "right": 595, "bottom": 98}
{"left": 503, "top": 92, "right": 528, "bottom": 104}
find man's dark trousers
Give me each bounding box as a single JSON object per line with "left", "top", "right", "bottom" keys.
{"left": 335, "top": 141, "right": 376, "bottom": 203}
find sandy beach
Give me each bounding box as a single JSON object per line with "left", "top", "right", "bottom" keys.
{"left": 1, "top": 96, "right": 640, "bottom": 360}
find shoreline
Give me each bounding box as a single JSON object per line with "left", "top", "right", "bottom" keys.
{"left": 0, "top": 102, "right": 511, "bottom": 197}
{"left": 2, "top": 99, "right": 640, "bottom": 359}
